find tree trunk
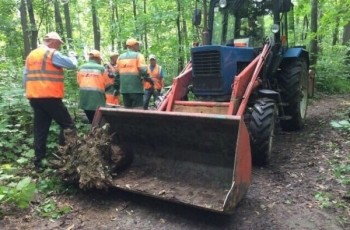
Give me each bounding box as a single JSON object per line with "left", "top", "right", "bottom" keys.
{"left": 63, "top": 1, "right": 73, "bottom": 48}
{"left": 176, "top": 0, "right": 184, "bottom": 73}
{"left": 182, "top": 18, "right": 189, "bottom": 63}
{"left": 91, "top": 0, "right": 101, "bottom": 50}
{"left": 332, "top": 17, "right": 339, "bottom": 46}
{"left": 110, "top": 1, "right": 116, "bottom": 51}
{"left": 143, "top": 0, "right": 148, "bottom": 56}
{"left": 343, "top": 23, "right": 350, "bottom": 45}
{"left": 309, "top": 0, "right": 318, "bottom": 69}
{"left": 115, "top": 1, "right": 123, "bottom": 49}
{"left": 344, "top": 23, "right": 350, "bottom": 68}
{"left": 54, "top": 0, "right": 65, "bottom": 42}
{"left": 26, "top": 0, "right": 38, "bottom": 50}
{"left": 19, "top": 0, "right": 31, "bottom": 60}
{"left": 132, "top": 0, "right": 137, "bottom": 21}
{"left": 132, "top": 0, "right": 137, "bottom": 38}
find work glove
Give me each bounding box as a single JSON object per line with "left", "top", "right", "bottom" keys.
{"left": 68, "top": 51, "right": 78, "bottom": 58}
{"left": 107, "top": 71, "right": 115, "bottom": 78}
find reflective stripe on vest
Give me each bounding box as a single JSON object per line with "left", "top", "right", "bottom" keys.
{"left": 117, "top": 53, "right": 139, "bottom": 76}
{"left": 77, "top": 68, "right": 106, "bottom": 93}
{"left": 26, "top": 47, "right": 64, "bottom": 98}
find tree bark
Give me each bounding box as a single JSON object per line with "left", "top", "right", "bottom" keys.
{"left": 343, "top": 23, "right": 350, "bottom": 45}
{"left": 26, "top": 0, "right": 38, "bottom": 50}
{"left": 110, "top": 0, "right": 116, "bottom": 51}
{"left": 332, "top": 17, "right": 339, "bottom": 46}
{"left": 54, "top": 0, "right": 65, "bottom": 42}
{"left": 115, "top": 1, "right": 123, "bottom": 49}
{"left": 143, "top": 0, "right": 148, "bottom": 56}
{"left": 19, "top": 0, "right": 31, "bottom": 60}
{"left": 176, "top": 0, "right": 184, "bottom": 73}
{"left": 309, "top": 0, "right": 318, "bottom": 69}
{"left": 63, "top": 1, "right": 73, "bottom": 48}
{"left": 91, "top": 0, "right": 101, "bottom": 50}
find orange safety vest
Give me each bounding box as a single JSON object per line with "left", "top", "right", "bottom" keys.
{"left": 105, "top": 63, "right": 120, "bottom": 106}
{"left": 77, "top": 68, "right": 108, "bottom": 93}
{"left": 25, "top": 47, "right": 64, "bottom": 98}
{"left": 145, "top": 64, "right": 163, "bottom": 90}
{"left": 106, "top": 94, "right": 120, "bottom": 106}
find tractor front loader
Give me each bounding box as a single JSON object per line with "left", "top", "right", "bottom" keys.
{"left": 93, "top": 0, "right": 312, "bottom": 214}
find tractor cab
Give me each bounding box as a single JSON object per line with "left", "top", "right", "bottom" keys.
{"left": 191, "top": 0, "right": 294, "bottom": 100}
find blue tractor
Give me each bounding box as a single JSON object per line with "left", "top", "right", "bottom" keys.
{"left": 190, "top": 0, "right": 311, "bottom": 165}
{"left": 95, "top": 0, "right": 313, "bottom": 213}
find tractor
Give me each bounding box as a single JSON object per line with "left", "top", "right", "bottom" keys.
{"left": 93, "top": 0, "right": 312, "bottom": 214}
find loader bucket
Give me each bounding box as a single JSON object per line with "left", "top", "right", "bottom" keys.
{"left": 94, "top": 107, "right": 252, "bottom": 214}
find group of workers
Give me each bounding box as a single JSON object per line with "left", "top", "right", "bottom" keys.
{"left": 24, "top": 31, "right": 164, "bottom": 170}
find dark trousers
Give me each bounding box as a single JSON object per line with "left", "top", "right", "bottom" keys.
{"left": 143, "top": 88, "right": 161, "bottom": 110}
{"left": 122, "top": 93, "right": 143, "bottom": 109}
{"left": 29, "top": 98, "right": 75, "bottom": 161}
{"left": 84, "top": 110, "right": 96, "bottom": 124}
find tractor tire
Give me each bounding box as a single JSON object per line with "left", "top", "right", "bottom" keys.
{"left": 248, "top": 98, "right": 277, "bottom": 166}
{"left": 278, "top": 58, "right": 308, "bottom": 131}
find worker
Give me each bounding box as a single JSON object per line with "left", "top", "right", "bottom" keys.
{"left": 104, "top": 52, "right": 120, "bottom": 106}
{"left": 116, "top": 38, "right": 152, "bottom": 109}
{"left": 143, "top": 54, "right": 164, "bottom": 110}
{"left": 24, "top": 31, "right": 77, "bottom": 171}
{"left": 77, "top": 50, "right": 109, "bottom": 123}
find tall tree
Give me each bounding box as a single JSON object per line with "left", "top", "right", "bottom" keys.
{"left": 26, "top": 0, "right": 38, "bottom": 50}
{"left": 309, "top": 0, "right": 318, "bottom": 68}
{"left": 143, "top": 0, "right": 148, "bottom": 55}
{"left": 63, "top": 1, "right": 73, "bottom": 48}
{"left": 19, "top": 0, "right": 31, "bottom": 59}
{"left": 91, "top": 0, "right": 101, "bottom": 50}
{"left": 114, "top": 0, "right": 123, "bottom": 49}
{"left": 110, "top": 0, "right": 116, "bottom": 51}
{"left": 343, "top": 23, "right": 350, "bottom": 45}
{"left": 54, "top": 0, "right": 65, "bottom": 41}
{"left": 176, "top": 0, "right": 184, "bottom": 73}
{"left": 332, "top": 17, "right": 339, "bottom": 46}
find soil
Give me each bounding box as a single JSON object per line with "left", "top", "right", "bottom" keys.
{"left": 1, "top": 94, "right": 350, "bottom": 230}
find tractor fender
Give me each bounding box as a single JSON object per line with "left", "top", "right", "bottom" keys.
{"left": 283, "top": 47, "right": 310, "bottom": 69}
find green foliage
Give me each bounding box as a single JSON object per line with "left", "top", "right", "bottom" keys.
{"left": 315, "top": 45, "right": 350, "bottom": 93}
{"left": 0, "top": 65, "right": 32, "bottom": 163}
{"left": 333, "top": 163, "right": 350, "bottom": 185}
{"left": 314, "top": 191, "right": 332, "bottom": 208}
{"left": 35, "top": 198, "right": 72, "bottom": 219}
{"left": 0, "top": 166, "right": 36, "bottom": 209}
{"left": 331, "top": 119, "right": 350, "bottom": 132}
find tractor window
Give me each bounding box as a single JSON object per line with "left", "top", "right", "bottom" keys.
{"left": 212, "top": 6, "right": 224, "bottom": 45}
{"left": 212, "top": 5, "right": 236, "bottom": 45}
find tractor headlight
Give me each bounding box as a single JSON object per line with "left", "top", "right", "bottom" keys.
{"left": 219, "top": 0, "right": 227, "bottom": 8}
{"left": 271, "top": 24, "right": 280, "bottom": 33}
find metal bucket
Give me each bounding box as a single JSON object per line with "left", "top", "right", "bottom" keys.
{"left": 94, "top": 107, "right": 251, "bottom": 213}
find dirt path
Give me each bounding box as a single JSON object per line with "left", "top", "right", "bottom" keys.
{"left": 1, "top": 94, "right": 350, "bottom": 230}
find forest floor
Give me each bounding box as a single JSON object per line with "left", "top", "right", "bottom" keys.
{"left": 1, "top": 94, "right": 350, "bottom": 230}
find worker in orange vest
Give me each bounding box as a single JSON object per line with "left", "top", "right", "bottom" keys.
{"left": 24, "top": 32, "right": 77, "bottom": 171}
{"left": 77, "top": 50, "right": 110, "bottom": 123}
{"left": 104, "top": 52, "right": 120, "bottom": 106}
{"left": 143, "top": 54, "right": 164, "bottom": 110}
{"left": 117, "top": 38, "right": 152, "bottom": 109}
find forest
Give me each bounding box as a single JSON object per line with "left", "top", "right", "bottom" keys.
{"left": 0, "top": 0, "right": 350, "bottom": 229}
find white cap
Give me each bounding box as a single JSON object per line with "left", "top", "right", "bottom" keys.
{"left": 126, "top": 38, "right": 141, "bottom": 46}
{"left": 44, "top": 32, "right": 64, "bottom": 44}
{"left": 88, "top": 50, "right": 101, "bottom": 59}
{"left": 149, "top": 54, "right": 156, "bottom": 60}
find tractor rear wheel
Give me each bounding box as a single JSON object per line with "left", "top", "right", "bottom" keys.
{"left": 248, "top": 98, "right": 277, "bottom": 166}
{"left": 278, "top": 58, "right": 308, "bottom": 131}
